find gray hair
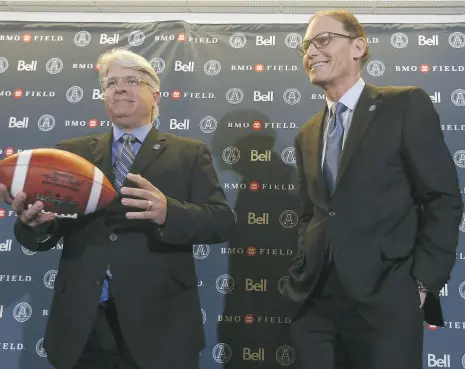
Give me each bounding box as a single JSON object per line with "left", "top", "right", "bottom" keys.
{"left": 97, "top": 47, "right": 161, "bottom": 119}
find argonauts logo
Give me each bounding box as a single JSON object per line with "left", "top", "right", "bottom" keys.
{"left": 66, "top": 86, "right": 84, "bottom": 103}
{"left": 367, "top": 60, "right": 385, "bottom": 77}
{"left": 36, "top": 338, "right": 47, "bottom": 357}
{"left": 216, "top": 274, "right": 235, "bottom": 294}
{"left": 44, "top": 270, "right": 57, "bottom": 289}
{"left": 13, "top": 302, "right": 32, "bottom": 322}
{"left": 213, "top": 343, "right": 233, "bottom": 363}
{"left": 451, "top": 89, "right": 465, "bottom": 107}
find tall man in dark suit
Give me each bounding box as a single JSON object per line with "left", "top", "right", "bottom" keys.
{"left": 286, "top": 10, "right": 463, "bottom": 369}
{"left": 0, "top": 47, "right": 235, "bottom": 369}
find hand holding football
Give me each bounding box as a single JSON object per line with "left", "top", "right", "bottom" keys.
{"left": 0, "top": 148, "right": 116, "bottom": 219}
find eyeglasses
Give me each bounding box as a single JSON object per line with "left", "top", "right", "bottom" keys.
{"left": 297, "top": 32, "right": 358, "bottom": 57}
{"left": 100, "top": 76, "right": 151, "bottom": 91}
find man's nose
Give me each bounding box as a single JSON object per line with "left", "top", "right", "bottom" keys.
{"left": 307, "top": 42, "right": 319, "bottom": 57}
{"left": 114, "top": 83, "right": 127, "bottom": 93}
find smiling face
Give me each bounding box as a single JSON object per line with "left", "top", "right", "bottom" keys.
{"left": 102, "top": 64, "right": 160, "bottom": 131}
{"left": 302, "top": 15, "right": 367, "bottom": 100}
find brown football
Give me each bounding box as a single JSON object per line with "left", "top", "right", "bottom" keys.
{"left": 0, "top": 148, "right": 116, "bottom": 218}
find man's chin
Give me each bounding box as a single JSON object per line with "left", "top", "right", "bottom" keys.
{"left": 111, "top": 116, "right": 135, "bottom": 127}
{"left": 308, "top": 73, "right": 325, "bottom": 87}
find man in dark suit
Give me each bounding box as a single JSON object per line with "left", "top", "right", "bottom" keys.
{"left": 0, "top": 47, "right": 235, "bottom": 369}
{"left": 285, "top": 10, "right": 463, "bottom": 369}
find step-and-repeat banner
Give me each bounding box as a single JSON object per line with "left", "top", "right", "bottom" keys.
{"left": 0, "top": 20, "right": 464, "bottom": 369}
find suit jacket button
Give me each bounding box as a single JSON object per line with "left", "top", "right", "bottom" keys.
{"left": 109, "top": 234, "right": 118, "bottom": 241}
{"left": 95, "top": 280, "right": 101, "bottom": 285}
{"left": 329, "top": 212, "right": 336, "bottom": 216}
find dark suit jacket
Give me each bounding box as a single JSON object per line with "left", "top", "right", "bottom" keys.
{"left": 286, "top": 83, "right": 463, "bottom": 326}
{"left": 14, "top": 127, "right": 235, "bottom": 369}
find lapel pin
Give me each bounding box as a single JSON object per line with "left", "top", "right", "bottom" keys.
{"left": 153, "top": 144, "right": 161, "bottom": 150}
{"left": 369, "top": 105, "right": 376, "bottom": 111}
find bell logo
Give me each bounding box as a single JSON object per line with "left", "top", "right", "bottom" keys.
{"left": 174, "top": 61, "right": 194, "bottom": 72}
{"left": 169, "top": 119, "right": 190, "bottom": 130}
{"left": 248, "top": 212, "right": 269, "bottom": 225}
{"left": 243, "top": 348, "right": 265, "bottom": 361}
{"left": 427, "top": 324, "right": 440, "bottom": 331}
{"left": 245, "top": 278, "right": 267, "bottom": 291}
{"left": 253, "top": 90, "right": 273, "bottom": 102}
{"left": 256, "top": 35, "right": 275, "bottom": 46}
{"left": 0, "top": 208, "right": 5, "bottom": 219}
{"left": 427, "top": 354, "right": 450, "bottom": 367}
{"left": 0, "top": 240, "right": 12, "bottom": 252}
{"left": 17, "top": 60, "right": 37, "bottom": 71}
{"left": 419, "top": 35, "right": 439, "bottom": 46}
{"left": 430, "top": 92, "right": 441, "bottom": 103}
{"left": 251, "top": 149, "right": 271, "bottom": 161}
{"left": 92, "top": 89, "right": 104, "bottom": 100}
{"left": 439, "top": 284, "right": 448, "bottom": 297}
{"left": 9, "top": 117, "right": 28, "bottom": 128}
{"left": 177, "top": 33, "right": 186, "bottom": 42}
{"left": 22, "top": 33, "right": 32, "bottom": 42}
{"left": 254, "top": 64, "right": 264, "bottom": 72}
{"left": 171, "top": 90, "right": 181, "bottom": 100}
{"left": 100, "top": 34, "right": 119, "bottom": 44}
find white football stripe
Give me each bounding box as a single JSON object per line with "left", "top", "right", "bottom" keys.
{"left": 11, "top": 150, "right": 33, "bottom": 197}
{"left": 85, "top": 166, "right": 104, "bottom": 214}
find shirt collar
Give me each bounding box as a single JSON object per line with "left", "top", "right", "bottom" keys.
{"left": 112, "top": 123, "right": 153, "bottom": 144}
{"left": 326, "top": 77, "right": 365, "bottom": 113}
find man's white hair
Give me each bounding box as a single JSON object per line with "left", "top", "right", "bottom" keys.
{"left": 98, "top": 47, "right": 160, "bottom": 119}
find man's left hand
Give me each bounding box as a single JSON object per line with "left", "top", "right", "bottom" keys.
{"left": 120, "top": 173, "right": 167, "bottom": 225}
{"left": 419, "top": 290, "right": 426, "bottom": 308}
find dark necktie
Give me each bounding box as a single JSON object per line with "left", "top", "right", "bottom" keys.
{"left": 323, "top": 102, "right": 348, "bottom": 193}
{"left": 113, "top": 134, "right": 137, "bottom": 192}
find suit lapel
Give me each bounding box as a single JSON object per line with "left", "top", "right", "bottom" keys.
{"left": 125, "top": 127, "right": 167, "bottom": 186}
{"left": 309, "top": 108, "right": 330, "bottom": 203}
{"left": 335, "top": 84, "right": 382, "bottom": 189}
{"left": 89, "top": 132, "right": 113, "bottom": 183}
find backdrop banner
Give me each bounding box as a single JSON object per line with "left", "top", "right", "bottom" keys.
{"left": 0, "top": 20, "right": 464, "bottom": 369}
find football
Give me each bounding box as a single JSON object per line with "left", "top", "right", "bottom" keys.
{"left": 0, "top": 148, "right": 116, "bottom": 218}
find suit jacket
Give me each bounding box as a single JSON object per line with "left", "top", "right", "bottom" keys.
{"left": 286, "top": 83, "right": 463, "bottom": 326}
{"left": 14, "top": 127, "right": 236, "bottom": 369}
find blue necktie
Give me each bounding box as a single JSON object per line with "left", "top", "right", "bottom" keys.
{"left": 101, "top": 134, "right": 137, "bottom": 303}
{"left": 323, "top": 102, "right": 347, "bottom": 193}
{"left": 113, "top": 134, "right": 137, "bottom": 192}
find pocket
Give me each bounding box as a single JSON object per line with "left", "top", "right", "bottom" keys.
{"left": 168, "top": 272, "right": 197, "bottom": 289}
{"left": 378, "top": 238, "right": 414, "bottom": 260}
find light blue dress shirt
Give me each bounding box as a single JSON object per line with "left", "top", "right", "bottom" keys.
{"left": 321, "top": 78, "right": 365, "bottom": 168}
